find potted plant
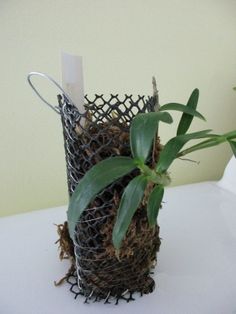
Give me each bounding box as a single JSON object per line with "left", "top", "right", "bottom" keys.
{"left": 53, "top": 79, "right": 236, "bottom": 304}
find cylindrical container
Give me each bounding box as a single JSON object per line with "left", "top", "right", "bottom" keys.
{"left": 58, "top": 94, "right": 161, "bottom": 302}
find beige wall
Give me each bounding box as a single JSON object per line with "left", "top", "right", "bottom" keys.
{"left": 1, "top": 0, "right": 236, "bottom": 217}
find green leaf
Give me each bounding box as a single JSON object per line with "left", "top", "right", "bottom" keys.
{"left": 177, "top": 136, "right": 221, "bottom": 156}
{"left": 229, "top": 140, "right": 236, "bottom": 157}
{"left": 156, "top": 129, "right": 212, "bottom": 173}
{"left": 160, "top": 102, "right": 205, "bottom": 121}
{"left": 130, "top": 111, "right": 173, "bottom": 163}
{"left": 68, "top": 156, "right": 136, "bottom": 240}
{"left": 112, "top": 175, "right": 148, "bottom": 250}
{"left": 225, "top": 130, "right": 236, "bottom": 141}
{"left": 177, "top": 130, "right": 236, "bottom": 157}
{"left": 147, "top": 185, "right": 164, "bottom": 227}
{"left": 177, "top": 88, "right": 200, "bottom": 135}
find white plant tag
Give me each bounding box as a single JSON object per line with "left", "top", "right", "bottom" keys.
{"left": 61, "top": 51, "right": 85, "bottom": 114}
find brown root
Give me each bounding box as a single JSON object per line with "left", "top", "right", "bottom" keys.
{"left": 54, "top": 222, "right": 76, "bottom": 286}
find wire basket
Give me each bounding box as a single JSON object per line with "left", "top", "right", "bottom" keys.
{"left": 27, "top": 73, "right": 161, "bottom": 304}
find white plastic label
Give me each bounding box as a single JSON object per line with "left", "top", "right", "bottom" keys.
{"left": 61, "top": 51, "right": 85, "bottom": 113}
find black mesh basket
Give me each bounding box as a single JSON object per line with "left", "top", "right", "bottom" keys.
{"left": 27, "top": 72, "right": 161, "bottom": 304}
{"left": 58, "top": 94, "right": 161, "bottom": 303}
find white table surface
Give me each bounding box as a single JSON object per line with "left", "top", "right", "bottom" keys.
{"left": 0, "top": 181, "right": 236, "bottom": 314}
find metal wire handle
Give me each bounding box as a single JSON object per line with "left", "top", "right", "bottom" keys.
{"left": 27, "top": 71, "right": 76, "bottom": 115}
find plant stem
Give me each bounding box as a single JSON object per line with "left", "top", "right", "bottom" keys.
{"left": 152, "top": 76, "right": 160, "bottom": 111}
{"left": 139, "top": 164, "right": 171, "bottom": 186}
{"left": 152, "top": 76, "right": 160, "bottom": 167}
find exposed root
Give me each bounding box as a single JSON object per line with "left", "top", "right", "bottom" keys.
{"left": 55, "top": 222, "right": 75, "bottom": 260}
{"left": 54, "top": 222, "right": 76, "bottom": 286}
{"left": 54, "top": 263, "right": 76, "bottom": 286}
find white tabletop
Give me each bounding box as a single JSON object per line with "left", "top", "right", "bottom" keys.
{"left": 0, "top": 181, "right": 236, "bottom": 314}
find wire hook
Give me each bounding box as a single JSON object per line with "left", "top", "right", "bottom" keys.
{"left": 27, "top": 71, "right": 75, "bottom": 115}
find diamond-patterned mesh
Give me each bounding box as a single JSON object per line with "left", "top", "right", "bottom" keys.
{"left": 58, "top": 94, "right": 161, "bottom": 303}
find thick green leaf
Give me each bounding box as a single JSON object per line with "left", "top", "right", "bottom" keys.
{"left": 156, "top": 129, "right": 212, "bottom": 173}
{"left": 225, "top": 130, "right": 236, "bottom": 141}
{"left": 177, "top": 89, "right": 200, "bottom": 135}
{"left": 130, "top": 112, "right": 173, "bottom": 163}
{"left": 68, "top": 156, "right": 136, "bottom": 240}
{"left": 147, "top": 185, "right": 164, "bottom": 227}
{"left": 177, "top": 130, "right": 236, "bottom": 157}
{"left": 177, "top": 136, "right": 221, "bottom": 156}
{"left": 229, "top": 140, "right": 236, "bottom": 157}
{"left": 160, "top": 102, "right": 205, "bottom": 121}
{"left": 112, "top": 175, "right": 148, "bottom": 250}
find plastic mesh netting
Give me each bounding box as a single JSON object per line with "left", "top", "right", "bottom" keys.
{"left": 58, "top": 94, "right": 161, "bottom": 303}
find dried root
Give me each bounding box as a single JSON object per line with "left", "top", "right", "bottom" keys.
{"left": 54, "top": 222, "right": 76, "bottom": 286}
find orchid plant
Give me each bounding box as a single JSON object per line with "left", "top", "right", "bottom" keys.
{"left": 67, "top": 88, "right": 236, "bottom": 251}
